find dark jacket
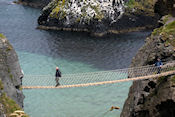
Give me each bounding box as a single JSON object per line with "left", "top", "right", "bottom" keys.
{"left": 155, "top": 61, "right": 163, "bottom": 67}
{"left": 55, "top": 69, "right": 61, "bottom": 77}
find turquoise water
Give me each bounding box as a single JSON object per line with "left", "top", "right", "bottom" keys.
{"left": 0, "top": 0, "right": 151, "bottom": 116}
{"left": 23, "top": 83, "right": 131, "bottom": 117}
{"left": 18, "top": 51, "right": 99, "bottom": 75}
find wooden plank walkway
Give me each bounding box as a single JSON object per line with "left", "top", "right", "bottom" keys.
{"left": 22, "top": 70, "right": 175, "bottom": 89}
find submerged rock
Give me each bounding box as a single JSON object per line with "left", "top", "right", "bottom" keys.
{"left": 0, "top": 34, "right": 24, "bottom": 117}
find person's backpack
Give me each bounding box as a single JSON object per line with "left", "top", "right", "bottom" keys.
{"left": 58, "top": 70, "right": 61, "bottom": 77}
{"left": 56, "top": 70, "right": 61, "bottom": 77}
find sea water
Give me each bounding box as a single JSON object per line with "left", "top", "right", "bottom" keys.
{"left": 0, "top": 0, "right": 151, "bottom": 116}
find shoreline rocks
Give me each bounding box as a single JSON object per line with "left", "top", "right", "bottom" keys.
{"left": 37, "top": 24, "right": 153, "bottom": 37}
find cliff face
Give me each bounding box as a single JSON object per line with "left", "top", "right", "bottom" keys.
{"left": 0, "top": 34, "right": 24, "bottom": 117}
{"left": 37, "top": 0, "right": 158, "bottom": 36}
{"left": 120, "top": 13, "right": 175, "bottom": 117}
{"left": 154, "top": 0, "right": 175, "bottom": 16}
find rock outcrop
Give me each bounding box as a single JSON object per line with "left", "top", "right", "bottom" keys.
{"left": 0, "top": 34, "right": 24, "bottom": 117}
{"left": 120, "top": 14, "right": 175, "bottom": 117}
{"left": 37, "top": 0, "right": 158, "bottom": 36}
{"left": 154, "top": 0, "right": 175, "bottom": 16}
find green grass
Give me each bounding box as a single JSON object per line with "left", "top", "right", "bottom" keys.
{"left": 125, "top": 0, "right": 142, "bottom": 9}
{"left": 8, "top": 68, "right": 11, "bottom": 73}
{"left": 152, "top": 15, "right": 174, "bottom": 36}
{"left": 0, "top": 79, "right": 4, "bottom": 90}
{"left": 19, "top": 86, "right": 23, "bottom": 91}
{"left": 0, "top": 33, "right": 6, "bottom": 39}
{"left": 10, "top": 74, "right": 13, "bottom": 80}
{"left": 164, "top": 20, "right": 175, "bottom": 34}
{"left": 125, "top": 0, "right": 137, "bottom": 8}
{"left": 0, "top": 93, "right": 29, "bottom": 116}
{"left": 162, "top": 15, "right": 172, "bottom": 24}
{"left": 0, "top": 93, "right": 21, "bottom": 116}
{"left": 6, "top": 46, "right": 12, "bottom": 52}
{"left": 157, "top": 76, "right": 167, "bottom": 84}
{"left": 152, "top": 27, "right": 163, "bottom": 36}
{"left": 125, "top": 0, "right": 154, "bottom": 14}
{"left": 161, "top": 20, "right": 175, "bottom": 46}
{"left": 49, "top": 0, "right": 67, "bottom": 19}
{"left": 90, "top": 5, "right": 104, "bottom": 21}
{"left": 50, "top": 0, "right": 104, "bottom": 21}
{"left": 171, "top": 76, "right": 175, "bottom": 83}
{"left": 151, "top": 15, "right": 175, "bottom": 46}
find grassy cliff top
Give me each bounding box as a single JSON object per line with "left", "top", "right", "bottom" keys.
{"left": 125, "top": 0, "right": 155, "bottom": 13}
{"left": 0, "top": 33, "right": 6, "bottom": 39}
{"left": 152, "top": 15, "right": 175, "bottom": 47}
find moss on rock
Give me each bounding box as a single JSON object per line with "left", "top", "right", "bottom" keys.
{"left": 164, "top": 20, "right": 175, "bottom": 34}
{"left": 151, "top": 15, "right": 175, "bottom": 46}
{"left": 125, "top": 0, "right": 155, "bottom": 13}
{"left": 171, "top": 76, "right": 175, "bottom": 84}
{"left": 0, "top": 80, "right": 4, "bottom": 90}
{"left": 0, "top": 33, "right": 6, "bottom": 39}
{"left": 0, "top": 93, "right": 21, "bottom": 116}
{"left": 0, "top": 34, "right": 25, "bottom": 116}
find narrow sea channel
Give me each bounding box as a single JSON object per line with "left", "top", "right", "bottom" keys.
{"left": 0, "top": 0, "right": 151, "bottom": 116}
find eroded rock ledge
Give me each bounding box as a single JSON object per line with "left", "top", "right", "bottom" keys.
{"left": 0, "top": 34, "right": 24, "bottom": 117}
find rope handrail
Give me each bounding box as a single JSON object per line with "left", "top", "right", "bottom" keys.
{"left": 22, "top": 61, "right": 175, "bottom": 89}
{"left": 22, "top": 70, "right": 175, "bottom": 89}
{"left": 23, "top": 61, "right": 175, "bottom": 77}
{"left": 23, "top": 65, "right": 155, "bottom": 77}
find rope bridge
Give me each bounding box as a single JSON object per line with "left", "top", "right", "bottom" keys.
{"left": 22, "top": 61, "right": 175, "bottom": 89}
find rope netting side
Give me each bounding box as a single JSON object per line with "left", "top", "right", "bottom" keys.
{"left": 22, "top": 62, "right": 175, "bottom": 87}
{"left": 22, "top": 70, "right": 175, "bottom": 89}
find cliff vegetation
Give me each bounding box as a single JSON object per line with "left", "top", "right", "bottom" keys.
{"left": 121, "top": 12, "right": 175, "bottom": 117}
{"left": 0, "top": 33, "right": 26, "bottom": 117}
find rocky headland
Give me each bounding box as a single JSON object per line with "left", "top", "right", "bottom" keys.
{"left": 37, "top": 0, "right": 159, "bottom": 36}
{"left": 0, "top": 34, "right": 25, "bottom": 117}
{"left": 121, "top": 0, "right": 175, "bottom": 116}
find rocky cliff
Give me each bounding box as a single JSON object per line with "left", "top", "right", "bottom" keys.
{"left": 37, "top": 0, "right": 159, "bottom": 36}
{"left": 120, "top": 10, "right": 175, "bottom": 117}
{"left": 154, "top": 0, "right": 175, "bottom": 17}
{"left": 0, "top": 34, "right": 24, "bottom": 117}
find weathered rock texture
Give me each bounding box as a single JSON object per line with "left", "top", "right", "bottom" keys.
{"left": 154, "top": 0, "right": 175, "bottom": 16}
{"left": 37, "top": 0, "right": 158, "bottom": 36}
{"left": 0, "top": 34, "right": 24, "bottom": 117}
{"left": 120, "top": 14, "right": 175, "bottom": 117}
